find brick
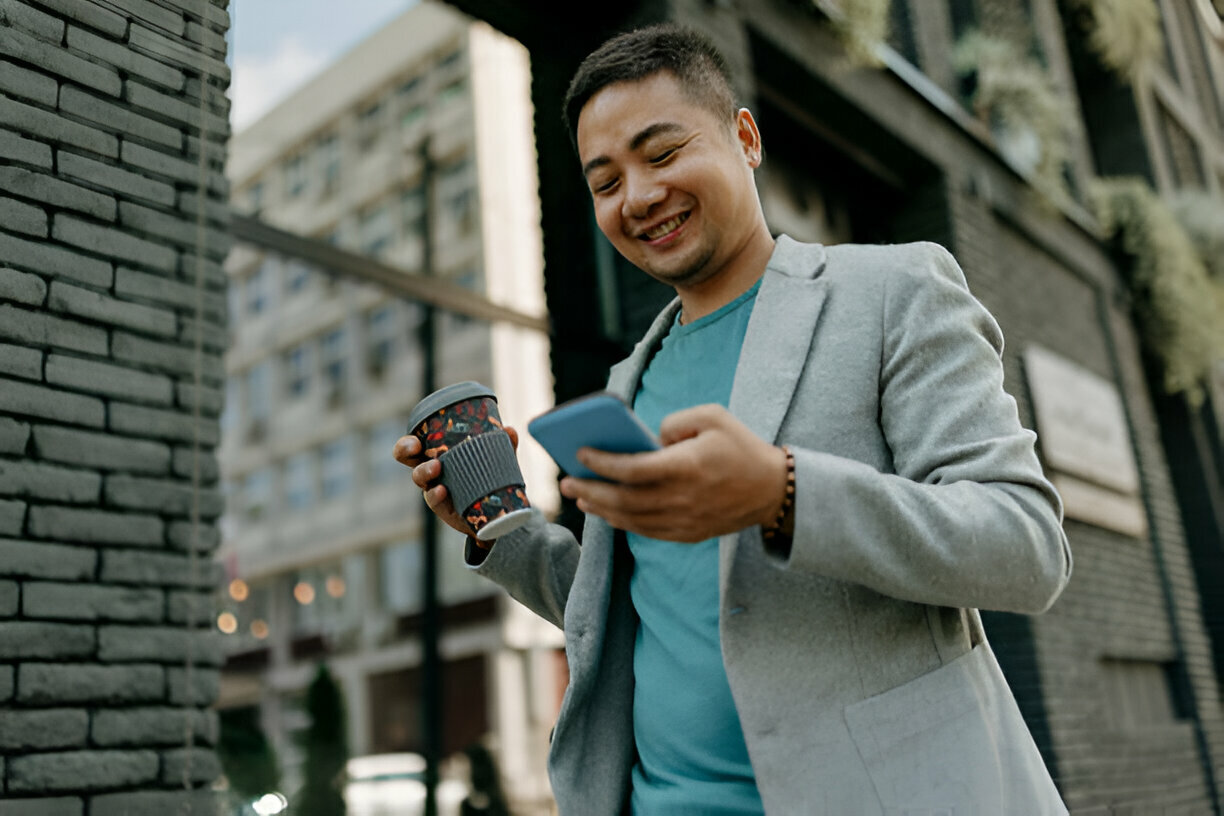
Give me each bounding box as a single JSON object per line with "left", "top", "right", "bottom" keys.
{"left": 0, "top": 27, "right": 119, "bottom": 97}
{"left": 166, "top": 589, "right": 212, "bottom": 623}
{"left": 17, "top": 663, "right": 163, "bottom": 704}
{"left": 47, "top": 281, "right": 176, "bottom": 337}
{"left": 0, "top": 417, "right": 30, "bottom": 453}
{"left": 23, "top": 582, "right": 162, "bottom": 622}
{"left": 129, "top": 23, "right": 228, "bottom": 81}
{"left": 92, "top": 707, "right": 214, "bottom": 747}
{"left": 0, "top": 665, "right": 11, "bottom": 700}
{"left": 171, "top": 447, "right": 220, "bottom": 483}
{"left": 0, "top": 303, "right": 108, "bottom": 354}
{"left": 166, "top": 666, "right": 218, "bottom": 706}
{"left": 0, "top": 0, "right": 65, "bottom": 42}
{"left": 0, "top": 127, "right": 51, "bottom": 168}
{"left": 28, "top": 506, "right": 163, "bottom": 546}
{"left": 29, "top": 0, "right": 126, "bottom": 38}
{"left": 0, "top": 58, "right": 57, "bottom": 106}
{"left": 105, "top": 0, "right": 185, "bottom": 36}
{"left": 178, "top": 316, "right": 227, "bottom": 353}
{"left": 0, "top": 580, "right": 16, "bottom": 616}
{"left": 46, "top": 352, "right": 174, "bottom": 404}
{"left": 113, "top": 332, "right": 224, "bottom": 381}
{"left": 110, "top": 403, "right": 219, "bottom": 445}
{"left": 0, "top": 709, "right": 89, "bottom": 750}
{"left": 0, "top": 93, "right": 118, "bottom": 160}
{"left": 118, "top": 201, "right": 229, "bottom": 257}
{"left": 90, "top": 791, "right": 218, "bottom": 816}
{"left": 0, "top": 798, "right": 84, "bottom": 816}
{"left": 0, "top": 194, "right": 47, "bottom": 237}
{"left": 0, "top": 379, "right": 104, "bottom": 426}
{"left": 174, "top": 383, "right": 224, "bottom": 417}
{"left": 0, "top": 622, "right": 93, "bottom": 658}
{"left": 0, "top": 499, "right": 24, "bottom": 535}
{"left": 184, "top": 21, "right": 226, "bottom": 54}
{"left": 53, "top": 215, "right": 178, "bottom": 273}
{"left": 33, "top": 425, "right": 171, "bottom": 475}
{"left": 99, "top": 626, "right": 224, "bottom": 665}
{"left": 58, "top": 84, "right": 181, "bottom": 149}
{"left": 58, "top": 151, "right": 174, "bottom": 208}
{"left": 64, "top": 26, "right": 184, "bottom": 92}
{"left": 176, "top": 187, "right": 230, "bottom": 229}
{"left": 106, "top": 475, "right": 222, "bottom": 517}
{"left": 115, "top": 267, "right": 225, "bottom": 318}
{"left": 0, "top": 165, "right": 117, "bottom": 221}
{"left": 0, "top": 231, "right": 113, "bottom": 288}
{"left": 0, "top": 264, "right": 44, "bottom": 303}
{"left": 160, "top": 747, "right": 221, "bottom": 785}
{"left": 7, "top": 750, "right": 158, "bottom": 793}
{"left": 121, "top": 140, "right": 200, "bottom": 185}
{"left": 0, "top": 538, "right": 95, "bottom": 579}
{"left": 0, "top": 343, "right": 42, "bottom": 380}
{"left": 101, "top": 549, "right": 220, "bottom": 588}
{"left": 0, "top": 459, "right": 101, "bottom": 503}
{"left": 126, "top": 78, "right": 228, "bottom": 136}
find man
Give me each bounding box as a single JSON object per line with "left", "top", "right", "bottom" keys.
{"left": 396, "top": 24, "right": 1071, "bottom": 816}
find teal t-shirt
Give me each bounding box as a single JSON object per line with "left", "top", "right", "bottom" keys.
{"left": 627, "top": 280, "right": 765, "bottom": 816}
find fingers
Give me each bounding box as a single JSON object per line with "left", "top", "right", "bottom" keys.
{"left": 393, "top": 435, "right": 423, "bottom": 466}
{"left": 506, "top": 426, "right": 519, "bottom": 451}
{"left": 658, "top": 403, "right": 727, "bottom": 446}
{"left": 576, "top": 446, "right": 679, "bottom": 485}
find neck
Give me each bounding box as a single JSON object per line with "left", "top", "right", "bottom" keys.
{"left": 677, "top": 225, "right": 775, "bottom": 324}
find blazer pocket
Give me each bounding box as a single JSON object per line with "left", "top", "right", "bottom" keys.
{"left": 843, "top": 643, "right": 1067, "bottom": 816}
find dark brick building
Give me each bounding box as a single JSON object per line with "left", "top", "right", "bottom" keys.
{"left": 449, "top": 0, "right": 1224, "bottom": 812}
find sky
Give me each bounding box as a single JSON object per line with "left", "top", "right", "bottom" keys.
{"left": 227, "top": 0, "right": 418, "bottom": 132}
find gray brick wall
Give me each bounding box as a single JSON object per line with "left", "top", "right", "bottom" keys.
{"left": 0, "top": 0, "right": 230, "bottom": 809}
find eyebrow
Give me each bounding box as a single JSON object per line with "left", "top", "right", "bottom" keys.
{"left": 581, "top": 121, "right": 686, "bottom": 178}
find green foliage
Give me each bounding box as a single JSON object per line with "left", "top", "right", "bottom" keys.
{"left": 218, "top": 706, "right": 281, "bottom": 802}
{"left": 953, "top": 31, "right": 1071, "bottom": 204}
{"left": 812, "top": 0, "right": 891, "bottom": 66}
{"left": 1169, "top": 190, "right": 1224, "bottom": 282}
{"left": 1067, "top": 0, "right": 1163, "bottom": 81}
{"left": 1089, "top": 178, "right": 1224, "bottom": 402}
{"left": 295, "top": 663, "right": 350, "bottom": 816}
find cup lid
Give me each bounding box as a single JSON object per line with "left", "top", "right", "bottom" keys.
{"left": 407, "top": 381, "right": 497, "bottom": 433}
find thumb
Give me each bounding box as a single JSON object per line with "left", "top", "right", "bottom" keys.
{"left": 658, "top": 404, "right": 726, "bottom": 446}
{"left": 505, "top": 425, "right": 520, "bottom": 452}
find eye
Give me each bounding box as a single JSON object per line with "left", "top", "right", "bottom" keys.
{"left": 592, "top": 177, "right": 619, "bottom": 195}
{"left": 649, "top": 148, "right": 677, "bottom": 164}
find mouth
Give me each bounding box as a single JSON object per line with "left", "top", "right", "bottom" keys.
{"left": 639, "top": 211, "right": 690, "bottom": 243}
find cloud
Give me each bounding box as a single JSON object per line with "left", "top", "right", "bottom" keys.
{"left": 230, "top": 36, "right": 327, "bottom": 132}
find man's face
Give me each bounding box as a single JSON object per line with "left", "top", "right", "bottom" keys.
{"left": 576, "top": 71, "right": 761, "bottom": 290}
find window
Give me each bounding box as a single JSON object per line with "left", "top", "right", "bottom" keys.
{"left": 366, "top": 305, "right": 397, "bottom": 378}
{"left": 369, "top": 417, "right": 407, "bottom": 482}
{"left": 285, "top": 260, "right": 312, "bottom": 295}
{"left": 247, "top": 181, "right": 264, "bottom": 213}
{"left": 397, "top": 75, "right": 422, "bottom": 98}
{"left": 446, "top": 188, "right": 477, "bottom": 235}
{"left": 401, "top": 184, "right": 426, "bottom": 238}
{"left": 284, "top": 343, "right": 312, "bottom": 398}
{"left": 438, "top": 77, "right": 466, "bottom": 105}
{"left": 245, "top": 261, "right": 271, "bottom": 315}
{"left": 359, "top": 204, "right": 394, "bottom": 258}
{"left": 316, "top": 133, "right": 341, "bottom": 195}
{"left": 245, "top": 362, "right": 271, "bottom": 422}
{"left": 284, "top": 451, "right": 316, "bottom": 510}
{"left": 285, "top": 154, "right": 307, "bottom": 198}
{"left": 321, "top": 327, "right": 348, "bottom": 396}
{"left": 437, "top": 49, "right": 462, "bottom": 72}
{"left": 243, "top": 468, "right": 274, "bottom": 521}
{"left": 321, "top": 436, "right": 354, "bottom": 499}
{"left": 401, "top": 103, "right": 426, "bottom": 129}
{"left": 357, "top": 101, "right": 384, "bottom": 151}
{"left": 380, "top": 540, "right": 422, "bottom": 615}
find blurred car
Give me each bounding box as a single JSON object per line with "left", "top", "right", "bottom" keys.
{"left": 345, "top": 752, "right": 468, "bottom": 816}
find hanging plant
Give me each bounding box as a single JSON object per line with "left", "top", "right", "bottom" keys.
{"left": 1066, "top": 0, "right": 1163, "bottom": 82}
{"left": 953, "top": 31, "right": 1071, "bottom": 203}
{"left": 811, "top": 0, "right": 891, "bottom": 66}
{"left": 1169, "top": 190, "right": 1224, "bottom": 282}
{"left": 1089, "top": 178, "right": 1224, "bottom": 402}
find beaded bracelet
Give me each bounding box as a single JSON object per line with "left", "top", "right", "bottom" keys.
{"left": 762, "top": 445, "right": 795, "bottom": 542}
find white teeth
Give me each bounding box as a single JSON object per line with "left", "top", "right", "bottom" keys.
{"left": 644, "top": 212, "right": 688, "bottom": 239}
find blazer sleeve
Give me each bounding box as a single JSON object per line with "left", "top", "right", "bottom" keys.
{"left": 463, "top": 511, "right": 580, "bottom": 631}
{"left": 774, "top": 243, "right": 1072, "bottom": 614}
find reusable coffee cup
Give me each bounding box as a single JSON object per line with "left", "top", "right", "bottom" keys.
{"left": 407, "top": 381, "right": 536, "bottom": 541}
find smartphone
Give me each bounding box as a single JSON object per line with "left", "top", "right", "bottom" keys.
{"left": 527, "top": 391, "right": 660, "bottom": 480}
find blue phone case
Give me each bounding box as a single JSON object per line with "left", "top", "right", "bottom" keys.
{"left": 527, "top": 392, "right": 660, "bottom": 480}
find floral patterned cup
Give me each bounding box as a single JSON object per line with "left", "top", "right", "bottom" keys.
{"left": 407, "top": 382, "right": 535, "bottom": 541}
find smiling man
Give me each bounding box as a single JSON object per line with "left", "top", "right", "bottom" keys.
{"left": 396, "top": 24, "right": 1071, "bottom": 816}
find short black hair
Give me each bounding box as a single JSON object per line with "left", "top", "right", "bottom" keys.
{"left": 563, "top": 24, "right": 737, "bottom": 153}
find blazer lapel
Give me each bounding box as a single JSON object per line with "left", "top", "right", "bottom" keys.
{"left": 728, "top": 236, "right": 829, "bottom": 443}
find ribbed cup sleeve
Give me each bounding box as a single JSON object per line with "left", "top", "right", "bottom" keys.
{"left": 438, "top": 431, "right": 524, "bottom": 514}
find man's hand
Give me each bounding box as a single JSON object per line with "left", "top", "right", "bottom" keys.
{"left": 393, "top": 427, "right": 521, "bottom": 537}
{"left": 559, "top": 404, "right": 787, "bottom": 542}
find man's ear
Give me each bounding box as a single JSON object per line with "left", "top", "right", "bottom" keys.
{"left": 735, "top": 108, "right": 762, "bottom": 168}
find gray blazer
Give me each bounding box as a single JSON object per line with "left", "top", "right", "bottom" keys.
{"left": 471, "top": 237, "right": 1073, "bottom": 815}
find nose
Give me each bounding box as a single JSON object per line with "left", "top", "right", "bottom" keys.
{"left": 621, "top": 171, "right": 666, "bottom": 220}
